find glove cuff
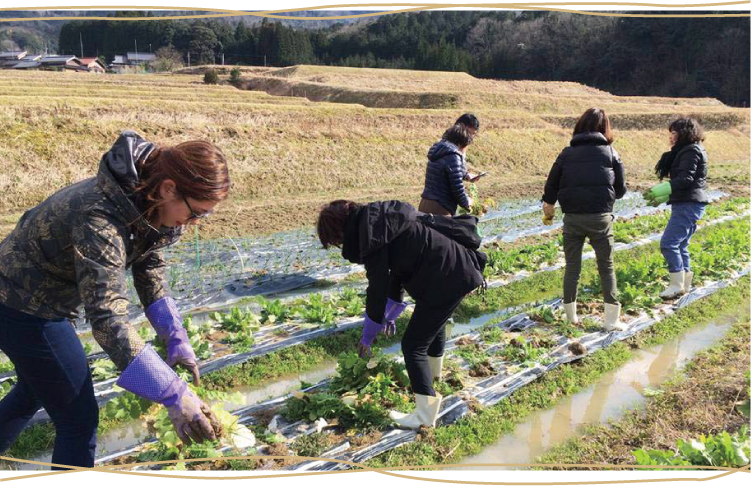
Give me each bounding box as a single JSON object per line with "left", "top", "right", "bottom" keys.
{"left": 384, "top": 298, "right": 407, "bottom": 322}
{"left": 361, "top": 314, "right": 384, "bottom": 347}
{"left": 145, "top": 296, "right": 182, "bottom": 340}
{"left": 116, "top": 345, "right": 187, "bottom": 406}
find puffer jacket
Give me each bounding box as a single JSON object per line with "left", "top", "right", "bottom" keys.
{"left": 0, "top": 131, "right": 182, "bottom": 370}
{"left": 421, "top": 140, "right": 470, "bottom": 215}
{"left": 542, "top": 132, "right": 627, "bottom": 214}
{"left": 341, "top": 201, "right": 485, "bottom": 323}
{"left": 667, "top": 143, "right": 709, "bottom": 204}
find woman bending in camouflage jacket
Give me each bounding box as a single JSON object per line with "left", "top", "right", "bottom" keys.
{"left": 0, "top": 131, "right": 230, "bottom": 469}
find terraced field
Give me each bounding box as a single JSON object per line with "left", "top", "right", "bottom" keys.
{"left": 0, "top": 66, "right": 748, "bottom": 473}
{"left": 1, "top": 66, "right": 748, "bottom": 239}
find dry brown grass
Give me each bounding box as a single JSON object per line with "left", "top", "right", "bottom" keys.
{"left": 239, "top": 65, "right": 729, "bottom": 112}
{"left": 0, "top": 68, "right": 748, "bottom": 240}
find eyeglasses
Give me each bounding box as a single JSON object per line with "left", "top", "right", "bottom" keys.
{"left": 180, "top": 193, "right": 213, "bottom": 222}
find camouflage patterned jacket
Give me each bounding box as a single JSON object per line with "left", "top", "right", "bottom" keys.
{"left": 0, "top": 131, "right": 182, "bottom": 370}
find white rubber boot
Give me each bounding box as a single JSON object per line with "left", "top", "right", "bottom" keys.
{"left": 683, "top": 271, "right": 694, "bottom": 293}
{"left": 389, "top": 393, "right": 442, "bottom": 430}
{"left": 563, "top": 301, "right": 579, "bottom": 324}
{"left": 660, "top": 271, "right": 685, "bottom": 299}
{"left": 602, "top": 302, "right": 626, "bottom": 332}
{"left": 428, "top": 356, "right": 444, "bottom": 382}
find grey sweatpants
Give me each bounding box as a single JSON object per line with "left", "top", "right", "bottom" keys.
{"left": 562, "top": 213, "right": 619, "bottom": 305}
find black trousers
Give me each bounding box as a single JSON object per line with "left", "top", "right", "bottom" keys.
{"left": 401, "top": 294, "right": 465, "bottom": 396}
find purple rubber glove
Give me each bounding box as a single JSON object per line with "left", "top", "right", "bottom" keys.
{"left": 358, "top": 314, "right": 385, "bottom": 359}
{"left": 383, "top": 298, "right": 407, "bottom": 337}
{"left": 117, "top": 346, "right": 223, "bottom": 445}
{"left": 146, "top": 297, "right": 199, "bottom": 386}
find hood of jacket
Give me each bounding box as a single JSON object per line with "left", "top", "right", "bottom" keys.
{"left": 341, "top": 201, "right": 417, "bottom": 264}
{"left": 96, "top": 130, "right": 181, "bottom": 244}
{"left": 428, "top": 139, "right": 463, "bottom": 162}
{"left": 570, "top": 132, "right": 609, "bottom": 147}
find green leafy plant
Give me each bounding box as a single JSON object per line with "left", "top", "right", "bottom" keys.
{"left": 258, "top": 298, "right": 292, "bottom": 324}
{"left": 0, "top": 380, "right": 13, "bottom": 400}
{"left": 211, "top": 307, "right": 260, "bottom": 334}
{"left": 484, "top": 240, "right": 559, "bottom": 279}
{"left": 459, "top": 183, "right": 495, "bottom": 217}
{"left": 184, "top": 317, "right": 212, "bottom": 360}
{"left": 102, "top": 389, "right": 152, "bottom": 423}
{"left": 292, "top": 432, "right": 330, "bottom": 457}
{"left": 284, "top": 391, "right": 346, "bottom": 422}
{"left": 153, "top": 316, "right": 213, "bottom": 359}
{"left": 298, "top": 294, "right": 337, "bottom": 326}
{"left": 135, "top": 388, "right": 251, "bottom": 469}
{"left": 0, "top": 359, "right": 15, "bottom": 374}
{"left": 330, "top": 351, "right": 410, "bottom": 394}
{"left": 83, "top": 341, "right": 95, "bottom": 356}
{"left": 633, "top": 425, "right": 750, "bottom": 468}
{"left": 284, "top": 352, "right": 411, "bottom": 430}
{"left": 91, "top": 359, "right": 118, "bottom": 381}
{"left": 335, "top": 288, "right": 365, "bottom": 317}
{"left": 211, "top": 308, "right": 259, "bottom": 353}
{"left": 497, "top": 335, "right": 550, "bottom": 368}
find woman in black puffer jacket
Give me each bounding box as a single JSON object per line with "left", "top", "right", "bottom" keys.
{"left": 542, "top": 108, "right": 627, "bottom": 331}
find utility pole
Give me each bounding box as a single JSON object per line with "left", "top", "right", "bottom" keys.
{"left": 187, "top": 52, "right": 191, "bottom": 68}
{"left": 79, "top": 32, "right": 83, "bottom": 58}
{"left": 134, "top": 39, "right": 139, "bottom": 73}
{"left": 222, "top": 53, "right": 225, "bottom": 65}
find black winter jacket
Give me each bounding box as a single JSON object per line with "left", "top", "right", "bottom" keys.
{"left": 421, "top": 140, "right": 470, "bottom": 215}
{"left": 542, "top": 132, "right": 627, "bottom": 214}
{"left": 667, "top": 143, "right": 709, "bottom": 204}
{"left": 341, "top": 201, "right": 485, "bottom": 323}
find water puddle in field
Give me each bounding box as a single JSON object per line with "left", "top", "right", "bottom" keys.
{"left": 223, "top": 360, "right": 338, "bottom": 413}
{"left": 452, "top": 314, "right": 735, "bottom": 470}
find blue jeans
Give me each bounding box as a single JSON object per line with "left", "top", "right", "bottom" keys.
{"left": 660, "top": 202, "right": 706, "bottom": 273}
{"left": 0, "top": 301, "right": 98, "bottom": 469}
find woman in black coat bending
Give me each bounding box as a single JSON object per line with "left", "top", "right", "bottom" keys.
{"left": 317, "top": 200, "right": 485, "bottom": 429}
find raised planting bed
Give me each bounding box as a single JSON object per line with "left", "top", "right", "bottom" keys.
{"left": 89, "top": 217, "right": 749, "bottom": 470}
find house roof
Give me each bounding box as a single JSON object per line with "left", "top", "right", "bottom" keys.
{"left": 40, "top": 55, "right": 78, "bottom": 63}
{"left": 12, "top": 61, "right": 42, "bottom": 69}
{"left": 0, "top": 51, "right": 27, "bottom": 59}
{"left": 126, "top": 52, "right": 156, "bottom": 62}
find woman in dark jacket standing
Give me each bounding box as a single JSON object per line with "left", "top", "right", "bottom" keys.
{"left": 0, "top": 131, "right": 228, "bottom": 468}
{"left": 644, "top": 118, "right": 709, "bottom": 299}
{"left": 317, "top": 200, "right": 485, "bottom": 429}
{"left": 419, "top": 123, "right": 475, "bottom": 216}
{"left": 542, "top": 108, "right": 627, "bottom": 331}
